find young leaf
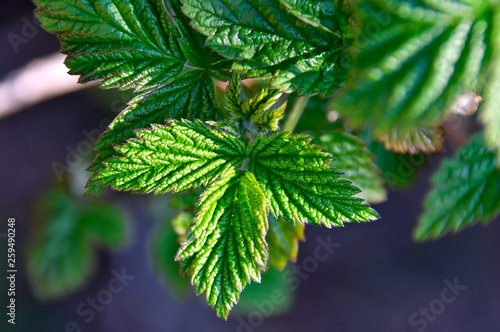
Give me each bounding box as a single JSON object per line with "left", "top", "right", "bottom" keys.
{"left": 415, "top": 134, "right": 500, "bottom": 241}
{"left": 181, "top": 0, "right": 350, "bottom": 97}
{"left": 379, "top": 127, "right": 444, "bottom": 154}
{"left": 176, "top": 171, "right": 269, "bottom": 319}
{"left": 27, "top": 188, "right": 128, "bottom": 301}
{"left": 91, "top": 120, "right": 246, "bottom": 194}
{"left": 222, "top": 76, "right": 287, "bottom": 131}
{"left": 248, "top": 132, "right": 379, "bottom": 227}
{"left": 319, "top": 131, "right": 387, "bottom": 204}
{"left": 337, "top": 0, "right": 500, "bottom": 136}
{"left": 223, "top": 72, "right": 244, "bottom": 117}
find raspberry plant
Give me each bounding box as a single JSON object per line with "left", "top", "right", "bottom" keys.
{"left": 34, "top": 0, "right": 500, "bottom": 319}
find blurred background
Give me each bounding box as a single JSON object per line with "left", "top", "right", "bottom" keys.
{"left": 1, "top": 1, "right": 500, "bottom": 332}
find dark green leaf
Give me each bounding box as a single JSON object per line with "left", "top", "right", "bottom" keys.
{"left": 26, "top": 188, "right": 127, "bottom": 301}
{"left": 415, "top": 134, "right": 500, "bottom": 240}
{"left": 181, "top": 0, "right": 350, "bottom": 97}
{"left": 337, "top": 0, "right": 500, "bottom": 136}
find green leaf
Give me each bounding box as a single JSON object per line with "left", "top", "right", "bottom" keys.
{"left": 248, "top": 132, "right": 379, "bottom": 227}
{"left": 166, "top": 0, "right": 232, "bottom": 80}
{"left": 91, "top": 120, "right": 246, "bottom": 194}
{"left": 368, "top": 141, "right": 427, "bottom": 190}
{"left": 176, "top": 171, "right": 269, "bottom": 319}
{"left": 319, "top": 131, "right": 387, "bottom": 204}
{"left": 79, "top": 201, "right": 129, "bottom": 247}
{"left": 223, "top": 72, "right": 244, "bottom": 117}
{"left": 234, "top": 266, "right": 294, "bottom": 315}
{"left": 26, "top": 188, "right": 128, "bottom": 301}
{"left": 267, "top": 215, "right": 304, "bottom": 270}
{"left": 34, "top": 0, "right": 184, "bottom": 91}
{"left": 480, "top": 7, "right": 500, "bottom": 165}
{"left": 279, "top": 0, "right": 337, "bottom": 32}
{"left": 415, "top": 134, "right": 500, "bottom": 241}
{"left": 150, "top": 213, "right": 192, "bottom": 299}
{"left": 171, "top": 211, "right": 193, "bottom": 239}
{"left": 33, "top": 0, "right": 234, "bottom": 194}
{"left": 337, "top": 0, "right": 500, "bottom": 135}
{"left": 379, "top": 126, "right": 444, "bottom": 154}
{"left": 223, "top": 77, "right": 287, "bottom": 131}
{"left": 180, "top": 0, "right": 350, "bottom": 97}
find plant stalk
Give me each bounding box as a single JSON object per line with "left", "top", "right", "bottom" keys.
{"left": 282, "top": 96, "right": 310, "bottom": 133}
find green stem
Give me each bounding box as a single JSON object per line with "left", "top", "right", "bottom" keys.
{"left": 282, "top": 96, "right": 310, "bottom": 133}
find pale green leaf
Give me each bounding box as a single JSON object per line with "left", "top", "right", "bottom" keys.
{"left": 91, "top": 120, "right": 246, "bottom": 194}
{"left": 248, "top": 132, "right": 379, "bottom": 227}
{"left": 176, "top": 171, "right": 268, "bottom": 319}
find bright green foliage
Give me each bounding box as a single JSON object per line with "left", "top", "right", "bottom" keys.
{"left": 223, "top": 73, "right": 244, "bottom": 117}
{"left": 223, "top": 74, "right": 287, "bottom": 131}
{"left": 90, "top": 120, "right": 246, "bottom": 194}
{"left": 267, "top": 215, "right": 304, "bottom": 270}
{"left": 415, "top": 134, "right": 500, "bottom": 240}
{"left": 35, "top": 0, "right": 180, "bottom": 90}
{"left": 181, "top": 0, "right": 350, "bottom": 97}
{"left": 319, "top": 131, "right": 387, "bottom": 204}
{"left": 337, "top": 0, "right": 500, "bottom": 136}
{"left": 89, "top": 118, "right": 379, "bottom": 317}
{"left": 176, "top": 171, "right": 269, "bottom": 320}
{"left": 27, "top": 188, "right": 128, "bottom": 300}
{"left": 248, "top": 132, "right": 379, "bottom": 227}
{"left": 379, "top": 127, "right": 444, "bottom": 154}
{"left": 33, "top": 0, "right": 233, "bottom": 194}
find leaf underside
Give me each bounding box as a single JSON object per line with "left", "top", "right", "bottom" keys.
{"left": 379, "top": 126, "right": 444, "bottom": 154}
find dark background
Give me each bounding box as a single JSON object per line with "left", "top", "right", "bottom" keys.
{"left": 1, "top": 1, "right": 499, "bottom": 332}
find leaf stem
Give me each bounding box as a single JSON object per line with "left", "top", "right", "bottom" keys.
{"left": 282, "top": 96, "right": 310, "bottom": 133}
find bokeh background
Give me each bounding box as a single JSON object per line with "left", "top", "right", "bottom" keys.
{"left": 1, "top": 1, "right": 500, "bottom": 332}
